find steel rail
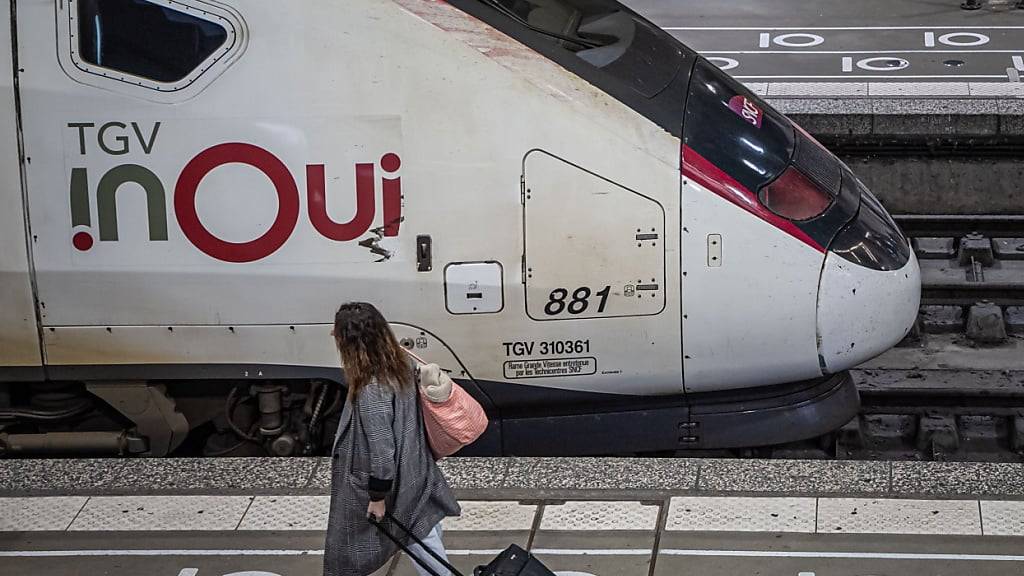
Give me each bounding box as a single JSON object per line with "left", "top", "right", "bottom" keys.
{"left": 893, "top": 214, "right": 1024, "bottom": 237}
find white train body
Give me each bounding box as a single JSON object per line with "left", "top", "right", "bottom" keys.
{"left": 0, "top": 0, "right": 919, "bottom": 455}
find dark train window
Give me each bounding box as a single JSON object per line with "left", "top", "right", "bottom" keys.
{"left": 484, "top": 0, "right": 683, "bottom": 98}
{"left": 76, "top": 0, "right": 228, "bottom": 83}
{"left": 682, "top": 59, "right": 795, "bottom": 194}
{"left": 830, "top": 182, "right": 911, "bottom": 271}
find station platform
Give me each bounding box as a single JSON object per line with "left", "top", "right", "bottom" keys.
{"left": 3, "top": 457, "right": 1024, "bottom": 576}
{"left": 626, "top": 0, "right": 1024, "bottom": 87}
{"left": 621, "top": 0, "right": 1024, "bottom": 113}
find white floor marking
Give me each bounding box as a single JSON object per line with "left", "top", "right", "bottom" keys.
{"left": 443, "top": 501, "right": 538, "bottom": 532}
{"left": 68, "top": 495, "right": 252, "bottom": 532}
{"left": 666, "top": 496, "right": 816, "bottom": 534}
{"left": 707, "top": 57, "right": 739, "bottom": 70}
{"left": 842, "top": 57, "right": 853, "bottom": 72}
{"left": 531, "top": 550, "right": 653, "bottom": 556}
{"left": 817, "top": 498, "right": 981, "bottom": 536}
{"left": 734, "top": 74, "right": 1006, "bottom": 79}
{"left": 664, "top": 26, "right": 1024, "bottom": 30}
{"left": 924, "top": 32, "right": 936, "bottom": 47}
{"left": 177, "top": 570, "right": 199, "bottom": 576}
{"left": 0, "top": 550, "right": 327, "bottom": 557}
{"left": 235, "top": 496, "right": 329, "bottom": 532}
{"left": 1013, "top": 55, "right": 1024, "bottom": 71}
{"left": 0, "top": 496, "right": 90, "bottom": 532}
{"left": 773, "top": 33, "right": 825, "bottom": 47}
{"left": 6, "top": 497, "right": 1024, "bottom": 537}
{"left": 980, "top": 500, "right": 1024, "bottom": 536}
{"left": 798, "top": 572, "right": 816, "bottom": 576}
{"left": 540, "top": 501, "right": 659, "bottom": 531}
{"left": 5, "top": 549, "right": 1024, "bottom": 561}
{"left": 857, "top": 57, "right": 910, "bottom": 71}
{"left": 658, "top": 550, "right": 1024, "bottom": 561}
{"left": 938, "top": 32, "right": 991, "bottom": 47}
{"left": 760, "top": 32, "right": 771, "bottom": 48}
{"left": 699, "top": 50, "right": 1024, "bottom": 54}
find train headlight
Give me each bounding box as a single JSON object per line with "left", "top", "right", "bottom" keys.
{"left": 758, "top": 166, "right": 833, "bottom": 221}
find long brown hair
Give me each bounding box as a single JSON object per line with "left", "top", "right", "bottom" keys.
{"left": 333, "top": 302, "right": 411, "bottom": 397}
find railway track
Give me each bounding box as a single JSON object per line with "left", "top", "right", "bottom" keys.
{"left": 847, "top": 366, "right": 1024, "bottom": 462}
{"left": 834, "top": 214, "right": 1024, "bottom": 461}
{"left": 895, "top": 214, "right": 1024, "bottom": 318}
{"left": 716, "top": 366, "right": 1024, "bottom": 463}
{"left": 894, "top": 214, "right": 1024, "bottom": 238}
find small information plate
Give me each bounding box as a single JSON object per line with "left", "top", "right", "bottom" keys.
{"left": 503, "top": 357, "right": 597, "bottom": 379}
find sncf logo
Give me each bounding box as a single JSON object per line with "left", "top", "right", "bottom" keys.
{"left": 727, "top": 95, "right": 763, "bottom": 129}
{"left": 67, "top": 122, "right": 403, "bottom": 263}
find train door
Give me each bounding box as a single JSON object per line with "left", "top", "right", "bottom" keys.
{"left": 0, "top": 6, "right": 43, "bottom": 379}
{"left": 523, "top": 149, "right": 666, "bottom": 323}
{"left": 493, "top": 149, "right": 691, "bottom": 455}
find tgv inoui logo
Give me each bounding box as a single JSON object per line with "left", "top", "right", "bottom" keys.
{"left": 67, "top": 121, "right": 403, "bottom": 263}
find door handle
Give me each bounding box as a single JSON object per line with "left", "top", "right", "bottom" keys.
{"left": 417, "top": 235, "right": 432, "bottom": 272}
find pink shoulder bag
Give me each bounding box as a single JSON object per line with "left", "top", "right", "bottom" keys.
{"left": 405, "top": 350, "right": 488, "bottom": 459}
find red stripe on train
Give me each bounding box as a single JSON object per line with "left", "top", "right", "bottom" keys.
{"left": 681, "top": 145, "right": 825, "bottom": 253}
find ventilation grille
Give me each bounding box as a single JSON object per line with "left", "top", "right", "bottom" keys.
{"left": 793, "top": 133, "right": 841, "bottom": 196}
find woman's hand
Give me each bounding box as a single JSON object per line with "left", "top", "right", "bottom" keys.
{"left": 419, "top": 363, "right": 453, "bottom": 403}
{"left": 367, "top": 499, "right": 386, "bottom": 522}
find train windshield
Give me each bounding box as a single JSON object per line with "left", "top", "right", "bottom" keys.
{"left": 683, "top": 59, "right": 795, "bottom": 193}
{"left": 481, "top": 0, "right": 683, "bottom": 97}
{"left": 683, "top": 59, "right": 866, "bottom": 251}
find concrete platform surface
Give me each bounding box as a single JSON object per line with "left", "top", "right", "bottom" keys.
{"left": 5, "top": 457, "right": 1024, "bottom": 500}
{"left": 757, "top": 82, "right": 1024, "bottom": 99}
{"left": 624, "top": 0, "right": 1024, "bottom": 84}
{"left": 5, "top": 495, "right": 1022, "bottom": 535}
{"left": 3, "top": 496, "right": 1024, "bottom": 576}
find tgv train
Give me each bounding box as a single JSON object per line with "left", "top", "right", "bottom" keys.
{"left": 0, "top": 0, "right": 919, "bottom": 457}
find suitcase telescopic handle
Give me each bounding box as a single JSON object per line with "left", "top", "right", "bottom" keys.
{"left": 369, "top": 513, "right": 466, "bottom": 576}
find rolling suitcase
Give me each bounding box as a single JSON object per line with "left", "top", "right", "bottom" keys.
{"left": 473, "top": 544, "right": 556, "bottom": 576}
{"left": 371, "top": 512, "right": 556, "bottom": 576}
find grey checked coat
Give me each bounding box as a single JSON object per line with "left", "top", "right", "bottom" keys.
{"left": 323, "top": 369, "right": 461, "bottom": 576}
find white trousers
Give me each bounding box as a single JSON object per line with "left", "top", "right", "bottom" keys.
{"left": 406, "top": 522, "right": 451, "bottom": 576}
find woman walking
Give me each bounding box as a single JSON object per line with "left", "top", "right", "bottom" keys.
{"left": 324, "top": 302, "right": 461, "bottom": 576}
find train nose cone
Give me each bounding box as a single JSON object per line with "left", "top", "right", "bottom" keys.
{"left": 816, "top": 190, "right": 921, "bottom": 373}
{"left": 816, "top": 250, "right": 920, "bottom": 373}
